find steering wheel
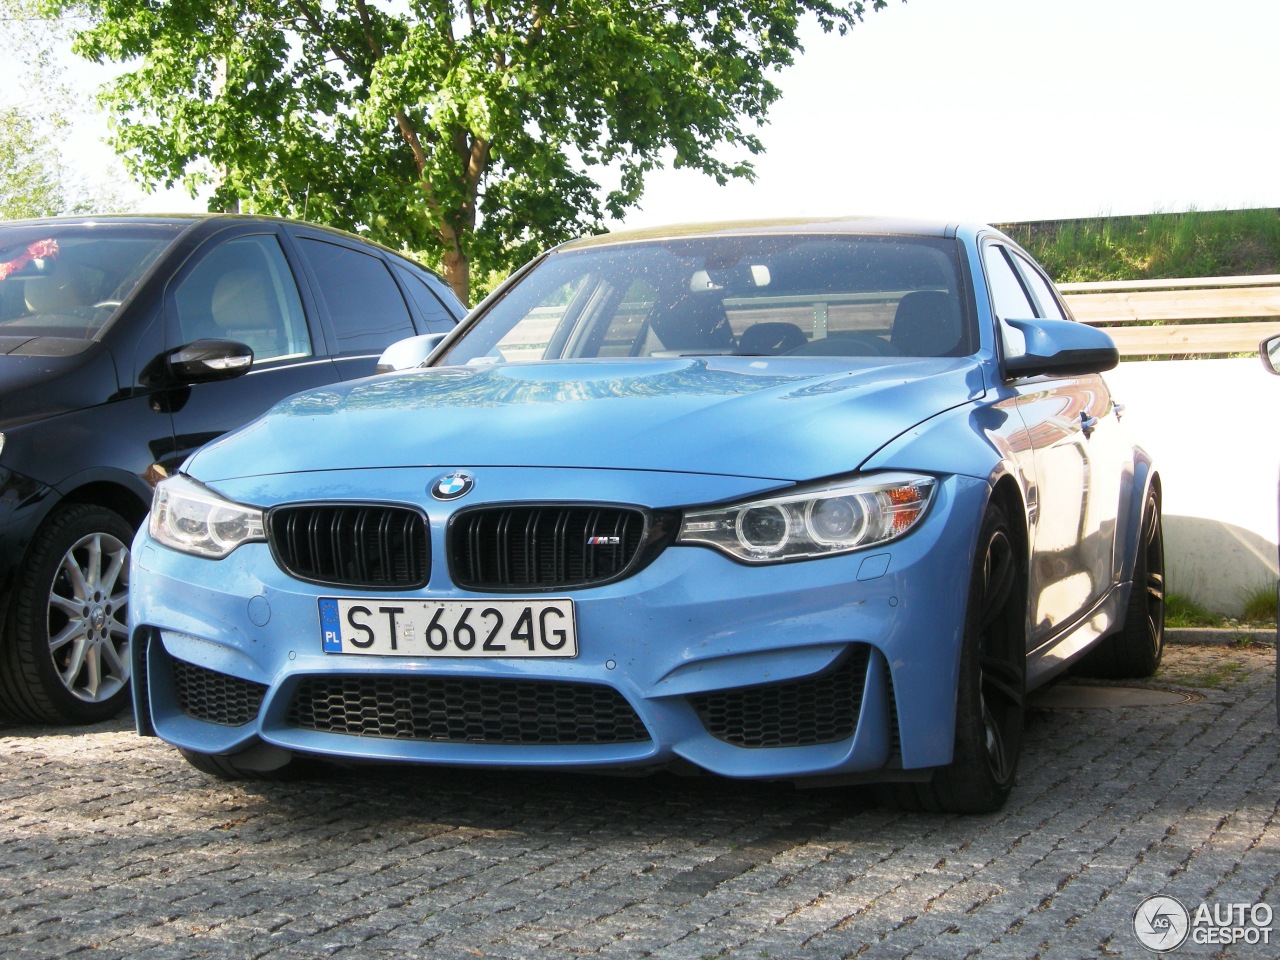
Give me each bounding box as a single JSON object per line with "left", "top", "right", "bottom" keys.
{"left": 787, "top": 334, "right": 898, "bottom": 357}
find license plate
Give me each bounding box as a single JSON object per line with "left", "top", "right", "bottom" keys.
{"left": 318, "top": 597, "right": 577, "bottom": 658}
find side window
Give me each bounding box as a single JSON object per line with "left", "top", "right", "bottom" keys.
{"left": 393, "top": 265, "right": 461, "bottom": 332}
{"left": 296, "top": 238, "right": 416, "bottom": 354}
{"left": 1011, "top": 252, "right": 1066, "bottom": 320}
{"left": 983, "top": 244, "right": 1036, "bottom": 320}
{"left": 983, "top": 244, "right": 1037, "bottom": 360}
{"left": 172, "top": 234, "right": 311, "bottom": 363}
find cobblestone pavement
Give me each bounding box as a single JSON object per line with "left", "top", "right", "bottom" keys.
{"left": 2, "top": 644, "right": 1276, "bottom": 960}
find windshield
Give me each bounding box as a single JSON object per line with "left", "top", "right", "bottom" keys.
{"left": 440, "top": 234, "right": 972, "bottom": 365}
{"left": 0, "top": 223, "right": 184, "bottom": 339}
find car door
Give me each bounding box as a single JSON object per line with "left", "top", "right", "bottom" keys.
{"left": 984, "top": 241, "right": 1125, "bottom": 647}
{"left": 157, "top": 225, "right": 338, "bottom": 476}
{"left": 288, "top": 232, "right": 433, "bottom": 381}
{"left": 1007, "top": 248, "right": 1132, "bottom": 607}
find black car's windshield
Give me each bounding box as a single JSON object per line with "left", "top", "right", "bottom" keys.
{"left": 0, "top": 223, "right": 184, "bottom": 339}
{"left": 441, "top": 234, "right": 971, "bottom": 365}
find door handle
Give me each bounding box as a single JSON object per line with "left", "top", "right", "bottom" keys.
{"left": 1080, "top": 411, "right": 1098, "bottom": 438}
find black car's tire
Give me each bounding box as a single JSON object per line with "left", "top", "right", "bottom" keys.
{"left": 179, "top": 748, "right": 300, "bottom": 781}
{"left": 886, "top": 504, "right": 1026, "bottom": 814}
{"left": 0, "top": 504, "right": 134, "bottom": 725}
{"left": 1076, "top": 489, "right": 1165, "bottom": 680}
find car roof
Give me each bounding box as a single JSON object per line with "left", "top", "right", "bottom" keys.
{"left": 1, "top": 213, "right": 449, "bottom": 279}
{"left": 557, "top": 216, "right": 980, "bottom": 252}
{"left": 3, "top": 212, "right": 403, "bottom": 252}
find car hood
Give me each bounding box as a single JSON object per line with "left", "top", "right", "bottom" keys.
{"left": 0, "top": 338, "right": 119, "bottom": 427}
{"left": 188, "top": 357, "right": 986, "bottom": 484}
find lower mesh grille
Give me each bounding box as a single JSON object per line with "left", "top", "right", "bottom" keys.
{"left": 287, "top": 675, "right": 650, "bottom": 745}
{"left": 171, "top": 657, "right": 268, "bottom": 727}
{"left": 690, "top": 646, "right": 871, "bottom": 748}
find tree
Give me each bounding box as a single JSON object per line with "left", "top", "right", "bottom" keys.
{"left": 57, "top": 0, "right": 890, "bottom": 302}
{"left": 1, "top": 1, "right": 131, "bottom": 218}
{"left": 0, "top": 108, "right": 69, "bottom": 219}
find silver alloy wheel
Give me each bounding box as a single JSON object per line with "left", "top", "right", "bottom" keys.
{"left": 48, "top": 531, "right": 131, "bottom": 703}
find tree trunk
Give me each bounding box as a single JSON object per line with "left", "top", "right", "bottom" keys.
{"left": 441, "top": 246, "right": 470, "bottom": 304}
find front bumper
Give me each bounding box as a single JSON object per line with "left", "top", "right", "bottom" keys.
{"left": 130, "top": 468, "right": 989, "bottom": 781}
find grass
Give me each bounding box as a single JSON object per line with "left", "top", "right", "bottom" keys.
{"left": 997, "top": 207, "right": 1280, "bottom": 282}
{"left": 1238, "top": 584, "right": 1278, "bottom": 624}
{"left": 1162, "top": 657, "right": 1251, "bottom": 690}
{"left": 1165, "top": 591, "right": 1277, "bottom": 629}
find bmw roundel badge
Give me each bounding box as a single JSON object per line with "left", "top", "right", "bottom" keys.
{"left": 430, "top": 471, "right": 474, "bottom": 501}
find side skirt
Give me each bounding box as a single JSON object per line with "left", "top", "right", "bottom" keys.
{"left": 1025, "top": 583, "right": 1131, "bottom": 690}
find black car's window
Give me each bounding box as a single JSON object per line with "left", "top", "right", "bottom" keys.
{"left": 173, "top": 234, "right": 311, "bottom": 363}
{"left": 393, "top": 265, "right": 460, "bottom": 332}
{"left": 0, "top": 224, "right": 181, "bottom": 339}
{"left": 441, "top": 235, "right": 971, "bottom": 364}
{"left": 296, "top": 238, "right": 416, "bottom": 354}
{"left": 1012, "top": 252, "right": 1066, "bottom": 320}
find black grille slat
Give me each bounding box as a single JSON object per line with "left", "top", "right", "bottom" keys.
{"left": 269, "top": 504, "right": 429, "bottom": 588}
{"left": 451, "top": 505, "right": 647, "bottom": 590}
{"left": 170, "top": 657, "right": 268, "bottom": 727}
{"left": 690, "top": 647, "right": 872, "bottom": 748}
{"left": 287, "top": 675, "right": 650, "bottom": 745}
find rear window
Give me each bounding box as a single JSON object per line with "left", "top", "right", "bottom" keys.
{"left": 441, "top": 234, "right": 971, "bottom": 365}
{"left": 0, "top": 224, "right": 182, "bottom": 339}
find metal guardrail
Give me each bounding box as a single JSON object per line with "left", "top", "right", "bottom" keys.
{"left": 1059, "top": 275, "right": 1280, "bottom": 358}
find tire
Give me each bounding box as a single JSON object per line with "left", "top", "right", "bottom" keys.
{"left": 886, "top": 504, "right": 1026, "bottom": 814}
{"left": 0, "top": 504, "right": 134, "bottom": 725}
{"left": 1076, "top": 488, "right": 1165, "bottom": 679}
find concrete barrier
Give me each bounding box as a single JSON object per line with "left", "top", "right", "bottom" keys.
{"left": 1104, "top": 357, "right": 1279, "bottom": 616}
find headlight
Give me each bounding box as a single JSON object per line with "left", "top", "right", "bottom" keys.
{"left": 149, "top": 474, "right": 265, "bottom": 559}
{"left": 677, "top": 473, "right": 936, "bottom": 563}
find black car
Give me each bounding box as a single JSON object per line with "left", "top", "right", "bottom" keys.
{"left": 0, "top": 215, "right": 466, "bottom": 725}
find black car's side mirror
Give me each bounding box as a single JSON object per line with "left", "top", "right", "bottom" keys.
{"left": 165, "top": 339, "right": 255, "bottom": 384}
{"left": 1259, "top": 334, "right": 1280, "bottom": 375}
{"left": 1003, "top": 318, "right": 1119, "bottom": 378}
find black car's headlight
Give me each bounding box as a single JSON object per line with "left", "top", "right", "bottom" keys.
{"left": 677, "top": 473, "right": 936, "bottom": 563}
{"left": 150, "top": 474, "right": 265, "bottom": 559}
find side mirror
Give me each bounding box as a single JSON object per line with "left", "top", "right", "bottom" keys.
{"left": 1259, "top": 334, "right": 1280, "bottom": 375}
{"left": 166, "top": 339, "right": 255, "bottom": 383}
{"left": 376, "top": 333, "right": 447, "bottom": 374}
{"left": 1003, "top": 318, "right": 1119, "bottom": 378}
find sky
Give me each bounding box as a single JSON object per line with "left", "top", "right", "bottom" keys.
{"left": 7, "top": 0, "right": 1279, "bottom": 229}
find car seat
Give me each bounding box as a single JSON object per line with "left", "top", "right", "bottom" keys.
{"left": 890, "top": 290, "right": 965, "bottom": 357}
{"left": 209, "top": 269, "right": 285, "bottom": 361}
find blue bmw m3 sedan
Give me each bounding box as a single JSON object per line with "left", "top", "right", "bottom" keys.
{"left": 129, "top": 218, "right": 1164, "bottom": 813}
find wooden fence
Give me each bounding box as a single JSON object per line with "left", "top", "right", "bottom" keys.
{"left": 1059, "top": 274, "right": 1280, "bottom": 358}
